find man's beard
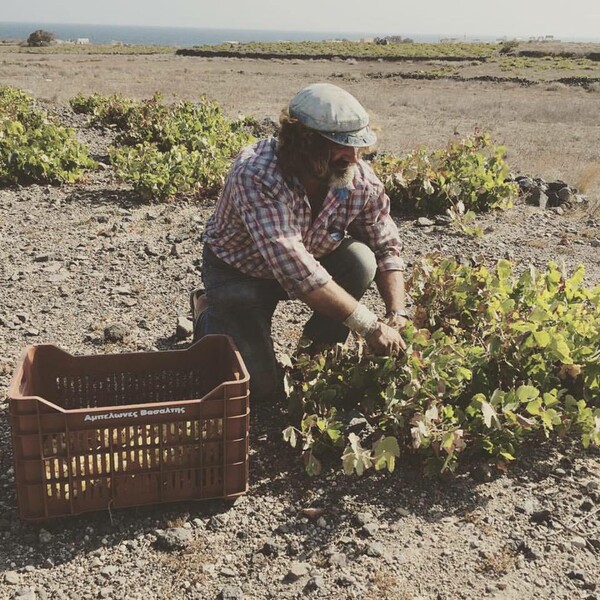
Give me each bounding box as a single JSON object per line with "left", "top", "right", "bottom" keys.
{"left": 308, "top": 160, "right": 357, "bottom": 189}
{"left": 328, "top": 162, "right": 357, "bottom": 189}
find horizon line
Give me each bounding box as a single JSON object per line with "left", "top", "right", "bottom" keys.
{"left": 2, "top": 21, "right": 599, "bottom": 43}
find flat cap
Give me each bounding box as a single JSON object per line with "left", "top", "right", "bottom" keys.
{"left": 289, "top": 83, "right": 376, "bottom": 147}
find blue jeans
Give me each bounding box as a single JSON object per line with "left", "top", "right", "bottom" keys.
{"left": 196, "top": 238, "right": 377, "bottom": 401}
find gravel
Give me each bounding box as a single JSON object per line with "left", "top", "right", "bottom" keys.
{"left": 0, "top": 105, "right": 598, "bottom": 600}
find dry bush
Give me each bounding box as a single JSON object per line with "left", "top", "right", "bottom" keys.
{"left": 545, "top": 81, "right": 568, "bottom": 92}
{"left": 479, "top": 546, "right": 518, "bottom": 575}
{"left": 576, "top": 163, "right": 600, "bottom": 194}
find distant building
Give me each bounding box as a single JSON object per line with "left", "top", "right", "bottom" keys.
{"left": 527, "top": 35, "right": 560, "bottom": 43}
{"left": 75, "top": 38, "right": 90, "bottom": 45}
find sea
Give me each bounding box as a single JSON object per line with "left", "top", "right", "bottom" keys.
{"left": 0, "top": 21, "right": 479, "bottom": 46}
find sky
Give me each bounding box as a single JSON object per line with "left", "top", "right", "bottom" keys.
{"left": 2, "top": 0, "right": 600, "bottom": 40}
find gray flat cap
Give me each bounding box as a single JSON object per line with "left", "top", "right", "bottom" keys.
{"left": 289, "top": 83, "right": 377, "bottom": 148}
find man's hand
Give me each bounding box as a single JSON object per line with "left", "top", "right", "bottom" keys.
{"left": 365, "top": 321, "right": 407, "bottom": 356}
{"left": 385, "top": 313, "right": 409, "bottom": 330}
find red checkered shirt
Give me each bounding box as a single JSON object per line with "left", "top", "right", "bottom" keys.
{"left": 202, "top": 138, "right": 404, "bottom": 299}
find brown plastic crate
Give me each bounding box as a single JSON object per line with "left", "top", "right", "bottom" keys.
{"left": 7, "top": 335, "right": 250, "bottom": 522}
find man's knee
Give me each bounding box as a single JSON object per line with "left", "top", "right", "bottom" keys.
{"left": 327, "top": 238, "right": 377, "bottom": 294}
{"left": 346, "top": 239, "right": 377, "bottom": 285}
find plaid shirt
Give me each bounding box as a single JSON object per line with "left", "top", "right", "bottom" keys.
{"left": 202, "top": 138, "right": 404, "bottom": 299}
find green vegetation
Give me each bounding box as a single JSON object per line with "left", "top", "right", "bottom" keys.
{"left": 495, "top": 56, "right": 597, "bottom": 73}
{"left": 186, "top": 41, "right": 496, "bottom": 59}
{"left": 71, "top": 92, "right": 255, "bottom": 200}
{"left": 283, "top": 257, "right": 600, "bottom": 476}
{"left": 0, "top": 86, "right": 96, "bottom": 186}
{"left": 372, "top": 132, "right": 517, "bottom": 217}
{"left": 13, "top": 44, "right": 176, "bottom": 55}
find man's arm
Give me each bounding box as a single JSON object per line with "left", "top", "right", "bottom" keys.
{"left": 375, "top": 269, "right": 407, "bottom": 315}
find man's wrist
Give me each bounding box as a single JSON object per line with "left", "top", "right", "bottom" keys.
{"left": 385, "top": 308, "right": 409, "bottom": 319}
{"left": 344, "top": 303, "right": 379, "bottom": 337}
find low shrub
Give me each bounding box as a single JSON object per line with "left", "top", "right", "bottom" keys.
{"left": 70, "top": 92, "right": 137, "bottom": 129}
{"left": 371, "top": 132, "right": 518, "bottom": 216}
{"left": 0, "top": 86, "right": 96, "bottom": 186}
{"left": 72, "top": 92, "right": 254, "bottom": 200}
{"left": 283, "top": 256, "right": 600, "bottom": 476}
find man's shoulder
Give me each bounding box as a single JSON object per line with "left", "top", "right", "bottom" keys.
{"left": 232, "top": 138, "right": 279, "bottom": 179}
{"left": 354, "top": 159, "right": 384, "bottom": 193}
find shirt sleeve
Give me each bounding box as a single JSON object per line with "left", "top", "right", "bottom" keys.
{"left": 232, "top": 169, "right": 332, "bottom": 299}
{"left": 348, "top": 176, "right": 405, "bottom": 272}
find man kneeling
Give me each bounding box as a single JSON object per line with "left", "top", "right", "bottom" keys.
{"left": 192, "top": 83, "right": 408, "bottom": 402}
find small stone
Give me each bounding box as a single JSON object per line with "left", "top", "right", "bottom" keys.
{"left": 208, "top": 514, "right": 229, "bottom": 530}
{"left": 535, "top": 577, "right": 547, "bottom": 587}
{"left": 286, "top": 561, "right": 310, "bottom": 582}
{"left": 537, "top": 190, "right": 549, "bottom": 209}
{"left": 154, "top": 528, "right": 193, "bottom": 551}
{"left": 219, "top": 586, "right": 244, "bottom": 600}
{"left": 328, "top": 553, "right": 347, "bottom": 568}
{"left": 220, "top": 567, "right": 237, "bottom": 578}
{"left": 530, "top": 509, "right": 552, "bottom": 524}
{"left": 361, "top": 522, "right": 379, "bottom": 537}
{"left": 355, "top": 512, "right": 373, "bottom": 526}
{"left": 471, "top": 463, "right": 492, "bottom": 482}
{"left": 39, "top": 528, "right": 53, "bottom": 544}
{"left": 261, "top": 540, "right": 281, "bottom": 557}
{"left": 586, "top": 481, "right": 599, "bottom": 493}
{"left": 416, "top": 217, "right": 435, "bottom": 227}
{"left": 336, "top": 574, "right": 357, "bottom": 587}
{"left": 365, "top": 541, "right": 385, "bottom": 557}
{"left": 4, "top": 571, "right": 19, "bottom": 584}
{"left": 549, "top": 206, "right": 564, "bottom": 216}
{"left": 316, "top": 517, "right": 327, "bottom": 528}
{"left": 557, "top": 187, "right": 573, "bottom": 203}
{"left": 100, "top": 566, "right": 119, "bottom": 577}
{"left": 515, "top": 499, "right": 539, "bottom": 515}
{"left": 304, "top": 575, "right": 325, "bottom": 593}
{"left": 144, "top": 244, "right": 160, "bottom": 257}
{"left": 175, "top": 316, "right": 193, "bottom": 340}
{"left": 396, "top": 507, "right": 410, "bottom": 518}
{"left": 571, "top": 536, "right": 587, "bottom": 549}
{"left": 192, "top": 518, "right": 204, "bottom": 528}
{"left": 434, "top": 215, "right": 453, "bottom": 226}
{"left": 104, "top": 324, "right": 129, "bottom": 343}
{"left": 591, "top": 239, "right": 600, "bottom": 248}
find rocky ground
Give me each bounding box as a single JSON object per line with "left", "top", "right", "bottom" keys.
{"left": 0, "top": 105, "right": 599, "bottom": 600}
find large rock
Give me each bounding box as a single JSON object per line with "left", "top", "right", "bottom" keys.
{"left": 154, "top": 528, "right": 193, "bottom": 551}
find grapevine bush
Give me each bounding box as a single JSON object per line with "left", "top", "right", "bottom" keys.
{"left": 71, "top": 92, "right": 254, "bottom": 200}
{"left": 283, "top": 256, "right": 600, "bottom": 477}
{"left": 0, "top": 87, "right": 96, "bottom": 186}
{"left": 371, "top": 132, "right": 518, "bottom": 216}
{"left": 186, "top": 41, "right": 496, "bottom": 60}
